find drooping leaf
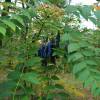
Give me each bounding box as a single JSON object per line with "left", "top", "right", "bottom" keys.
{"left": 1, "top": 20, "right": 16, "bottom": 31}
{"left": 89, "top": 17, "right": 97, "bottom": 25}
{"left": 68, "top": 43, "right": 80, "bottom": 53}
{"left": 78, "top": 5, "right": 91, "bottom": 20}
{"left": 12, "top": 15, "right": 24, "bottom": 26}
{"left": 0, "top": 26, "right": 6, "bottom": 36}
{"left": 21, "top": 10, "right": 31, "bottom": 20}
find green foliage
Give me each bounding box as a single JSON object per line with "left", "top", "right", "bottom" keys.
{"left": 63, "top": 4, "right": 100, "bottom": 96}
{"left": 0, "top": 1, "right": 100, "bottom": 99}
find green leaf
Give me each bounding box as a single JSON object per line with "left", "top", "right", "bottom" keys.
{"left": 95, "top": 88, "right": 100, "bottom": 96}
{"left": 21, "top": 96, "right": 29, "bottom": 100}
{"left": 82, "top": 50, "right": 94, "bottom": 57}
{"left": 26, "top": 57, "right": 41, "bottom": 67}
{"left": 73, "top": 11, "right": 80, "bottom": 18}
{"left": 0, "top": 80, "right": 17, "bottom": 91}
{"left": 8, "top": 71, "right": 21, "bottom": 80}
{"left": 90, "top": 69, "right": 100, "bottom": 76}
{"left": 0, "top": 26, "right": 6, "bottom": 36}
{"left": 68, "top": 52, "right": 83, "bottom": 62}
{"left": 84, "top": 77, "right": 94, "bottom": 88}
{"left": 73, "top": 61, "right": 87, "bottom": 74}
{"left": 2, "top": 20, "right": 16, "bottom": 31}
{"left": 68, "top": 43, "right": 80, "bottom": 53}
{"left": 22, "top": 72, "right": 40, "bottom": 84}
{"left": 12, "top": 15, "right": 24, "bottom": 26}
{"left": 79, "top": 41, "right": 90, "bottom": 48}
{"left": 28, "top": 9, "right": 37, "bottom": 17}
{"left": 89, "top": 17, "right": 97, "bottom": 25}
{"left": 0, "top": 91, "right": 12, "bottom": 97}
{"left": 78, "top": 5, "right": 91, "bottom": 20}
{"left": 24, "top": 87, "right": 35, "bottom": 95}
{"left": 94, "top": 10, "right": 100, "bottom": 19}
{"left": 21, "top": 10, "right": 31, "bottom": 20}
{"left": 46, "top": 85, "right": 56, "bottom": 90}
{"left": 47, "top": 93, "right": 55, "bottom": 100}
{"left": 78, "top": 69, "right": 90, "bottom": 81}
{"left": 96, "top": 21, "right": 100, "bottom": 27}
{"left": 85, "top": 60, "right": 97, "bottom": 66}
{"left": 65, "top": 5, "right": 78, "bottom": 13}
{"left": 61, "top": 33, "right": 72, "bottom": 42}
{"left": 53, "top": 48, "right": 64, "bottom": 56}
{"left": 91, "top": 82, "right": 97, "bottom": 95}
{"left": 94, "top": 75, "right": 100, "bottom": 81}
